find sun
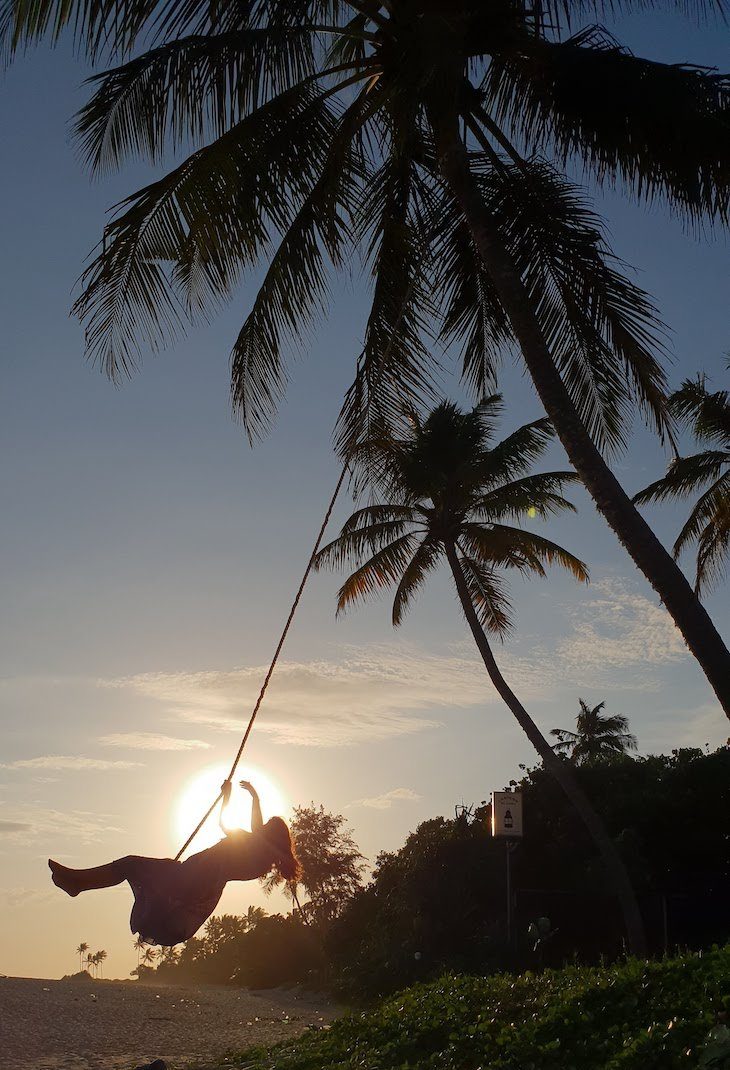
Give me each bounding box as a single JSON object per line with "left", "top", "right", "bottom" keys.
{"left": 173, "top": 762, "right": 289, "bottom": 852}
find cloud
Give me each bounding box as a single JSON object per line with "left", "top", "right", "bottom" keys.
{"left": 2, "top": 887, "right": 55, "bottom": 908}
{"left": 350, "top": 787, "right": 422, "bottom": 810}
{"left": 552, "top": 578, "right": 687, "bottom": 685}
{"left": 99, "top": 732, "right": 211, "bottom": 752}
{"left": 0, "top": 807, "right": 124, "bottom": 846}
{"left": 103, "top": 647, "right": 491, "bottom": 747}
{"left": 1, "top": 756, "right": 142, "bottom": 771}
{"left": 0, "top": 820, "right": 31, "bottom": 834}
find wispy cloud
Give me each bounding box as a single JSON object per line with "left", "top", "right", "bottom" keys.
{"left": 552, "top": 582, "right": 685, "bottom": 680}
{"left": 1, "top": 756, "right": 142, "bottom": 771}
{"left": 0, "top": 807, "right": 124, "bottom": 846}
{"left": 0, "top": 820, "right": 31, "bottom": 834}
{"left": 99, "top": 732, "right": 211, "bottom": 752}
{"left": 99, "top": 581, "right": 689, "bottom": 747}
{"left": 102, "top": 649, "right": 475, "bottom": 747}
{"left": 2, "top": 887, "right": 55, "bottom": 908}
{"left": 350, "top": 787, "right": 422, "bottom": 810}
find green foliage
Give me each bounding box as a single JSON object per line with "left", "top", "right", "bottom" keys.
{"left": 202, "top": 946, "right": 730, "bottom": 1070}
{"left": 151, "top": 909, "right": 323, "bottom": 989}
{"left": 551, "top": 698, "right": 638, "bottom": 763}
{"left": 262, "top": 804, "right": 366, "bottom": 928}
{"left": 326, "top": 746, "right": 730, "bottom": 998}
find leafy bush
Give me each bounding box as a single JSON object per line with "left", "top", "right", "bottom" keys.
{"left": 208, "top": 945, "right": 730, "bottom": 1070}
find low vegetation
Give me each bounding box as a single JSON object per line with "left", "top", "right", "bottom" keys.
{"left": 201, "top": 947, "right": 730, "bottom": 1070}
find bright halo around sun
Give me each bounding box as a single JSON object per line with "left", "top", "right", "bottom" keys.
{"left": 174, "top": 762, "right": 289, "bottom": 852}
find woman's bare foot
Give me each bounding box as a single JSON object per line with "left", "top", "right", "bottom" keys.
{"left": 48, "top": 859, "right": 81, "bottom": 897}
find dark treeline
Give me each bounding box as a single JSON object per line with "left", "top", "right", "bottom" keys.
{"left": 148, "top": 745, "right": 730, "bottom": 998}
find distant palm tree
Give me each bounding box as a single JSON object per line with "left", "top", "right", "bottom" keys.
{"left": 76, "top": 943, "right": 89, "bottom": 974}
{"left": 634, "top": 371, "right": 730, "bottom": 595}
{"left": 551, "top": 700, "right": 638, "bottom": 764}
{"left": 95, "top": 950, "right": 107, "bottom": 979}
{"left": 316, "top": 399, "right": 645, "bottom": 953}
{"left": 133, "top": 936, "right": 145, "bottom": 967}
{"left": 243, "top": 905, "right": 266, "bottom": 932}
{"left": 142, "top": 947, "right": 157, "bottom": 969}
{"left": 85, "top": 952, "right": 95, "bottom": 977}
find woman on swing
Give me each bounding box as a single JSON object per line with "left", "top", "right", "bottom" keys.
{"left": 48, "top": 780, "right": 300, "bottom": 947}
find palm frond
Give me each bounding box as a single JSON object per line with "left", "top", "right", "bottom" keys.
{"left": 471, "top": 417, "right": 555, "bottom": 488}
{"left": 461, "top": 523, "right": 590, "bottom": 582}
{"left": 468, "top": 158, "right": 670, "bottom": 453}
{"left": 336, "top": 143, "right": 438, "bottom": 464}
{"left": 334, "top": 533, "right": 419, "bottom": 614}
{"left": 633, "top": 451, "right": 729, "bottom": 504}
{"left": 72, "top": 80, "right": 340, "bottom": 379}
{"left": 455, "top": 550, "right": 514, "bottom": 636}
{"left": 673, "top": 470, "right": 730, "bottom": 583}
{"left": 484, "top": 26, "right": 730, "bottom": 224}
{"left": 694, "top": 496, "right": 730, "bottom": 593}
{"left": 391, "top": 538, "right": 440, "bottom": 626}
{"left": 473, "top": 471, "right": 580, "bottom": 520}
{"left": 75, "top": 27, "right": 317, "bottom": 173}
{"left": 315, "top": 518, "right": 415, "bottom": 572}
{"left": 670, "top": 375, "right": 730, "bottom": 444}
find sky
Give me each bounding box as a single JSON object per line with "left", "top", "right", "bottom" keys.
{"left": 0, "top": 9, "right": 728, "bottom": 981}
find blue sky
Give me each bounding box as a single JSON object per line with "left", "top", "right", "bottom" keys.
{"left": 0, "top": 9, "right": 728, "bottom": 979}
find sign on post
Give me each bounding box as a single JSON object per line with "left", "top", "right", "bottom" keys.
{"left": 491, "top": 790, "right": 523, "bottom": 838}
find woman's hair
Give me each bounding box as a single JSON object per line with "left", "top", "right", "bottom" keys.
{"left": 261, "top": 816, "right": 302, "bottom": 882}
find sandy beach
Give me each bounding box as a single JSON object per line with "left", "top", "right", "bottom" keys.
{"left": 0, "top": 976, "right": 343, "bottom": 1070}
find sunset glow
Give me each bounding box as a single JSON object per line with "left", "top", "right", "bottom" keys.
{"left": 173, "top": 763, "right": 290, "bottom": 852}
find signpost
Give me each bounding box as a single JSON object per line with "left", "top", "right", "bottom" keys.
{"left": 491, "top": 791, "right": 523, "bottom": 947}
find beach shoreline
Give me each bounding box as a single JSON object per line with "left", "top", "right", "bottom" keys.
{"left": 0, "top": 975, "right": 342, "bottom": 1070}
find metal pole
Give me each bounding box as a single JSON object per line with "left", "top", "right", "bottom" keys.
{"left": 506, "top": 840, "right": 512, "bottom": 946}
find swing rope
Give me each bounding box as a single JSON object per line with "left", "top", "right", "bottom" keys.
{"left": 174, "top": 461, "right": 348, "bottom": 860}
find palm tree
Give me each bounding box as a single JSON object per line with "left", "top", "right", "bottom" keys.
{"left": 551, "top": 700, "right": 638, "bottom": 764}
{"left": 95, "top": 949, "right": 107, "bottom": 979}
{"left": 133, "top": 936, "right": 145, "bottom": 967}
{"left": 76, "top": 942, "right": 89, "bottom": 974}
{"left": 4, "top": 0, "right": 730, "bottom": 713}
{"left": 142, "top": 947, "right": 158, "bottom": 969}
{"left": 315, "top": 399, "right": 646, "bottom": 953}
{"left": 85, "top": 951, "right": 95, "bottom": 977}
{"left": 634, "top": 372, "right": 730, "bottom": 595}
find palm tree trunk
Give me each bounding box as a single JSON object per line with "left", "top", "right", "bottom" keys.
{"left": 444, "top": 542, "right": 647, "bottom": 955}
{"left": 433, "top": 113, "right": 730, "bottom": 719}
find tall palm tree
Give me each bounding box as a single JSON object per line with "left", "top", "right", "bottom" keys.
{"left": 634, "top": 371, "right": 730, "bottom": 595}
{"left": 95, "top": 949, "right": 107, "bottom": 978}
{"left": 315, "top": 399, "right": 646, "bottom": 953}
{"left": 85, "top": 951, "right": 95, "bottom": 977}
{"left": 76, "top": 942, "right": 89, "bottom": 974}
{"left": 3, "top": 0, "right": 730, "bottom": 713}
{"left": 551, "top": 699, "right": 638, "bottom": 764}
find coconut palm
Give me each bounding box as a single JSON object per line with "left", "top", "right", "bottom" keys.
{"left": 95, "top": 949, "right": 107, "bottom": 978}
{"left": 634, "top": 372, "right": 730, "bottom": 595}
{"left": 3, "top": 1, "right": 730, "bottom": 714}
{"left": 142, "top": 947, "right": 158, "bottom": 968}
{"left": 133, "top": 936, "right": 145, "bottom": 966}
{"left": 551, "top": 699, "right": 638, "bottom": 763}
{"left": 85, "top": 951, "right": 95, "bottom": 976}
{"left": 76, "top": 942, "right": 89, "bottom": 973}
{"left": 315, "top": 398, "right": 646, "bottom": 952}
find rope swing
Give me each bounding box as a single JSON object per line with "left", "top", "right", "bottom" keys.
{"left": 173, "top": 463, "right": 348, "bottom": 860}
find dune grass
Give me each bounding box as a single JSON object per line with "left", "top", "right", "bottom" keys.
{"left": 200, "top": 946, "right": 730, "bottom": 1069}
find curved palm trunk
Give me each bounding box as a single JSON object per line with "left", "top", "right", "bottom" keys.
{"left": 434, "top": 115, "right": 730, "bottom": 720}
{"left": 444, "top": 543, "right": 647, "bottom": 955}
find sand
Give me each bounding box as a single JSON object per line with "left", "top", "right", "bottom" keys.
{"left": 0, "top": 976, "right": 343, "bottom": 1070}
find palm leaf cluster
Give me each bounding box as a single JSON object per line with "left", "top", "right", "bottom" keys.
{"left": 551, "top": 698, "right": 638, "bottom": 763}
{"left": 634, "top": 371, "right": 730, "bottom": 593}
{"left": 5, "top": 0, "right": 729, "bottom": 450}
{"left": 315, "top": 398, "right": 588, "bottom": 633}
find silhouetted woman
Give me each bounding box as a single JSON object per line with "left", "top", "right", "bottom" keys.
{"left": 48, "top": 780, "right": 299, "bottom": 946}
